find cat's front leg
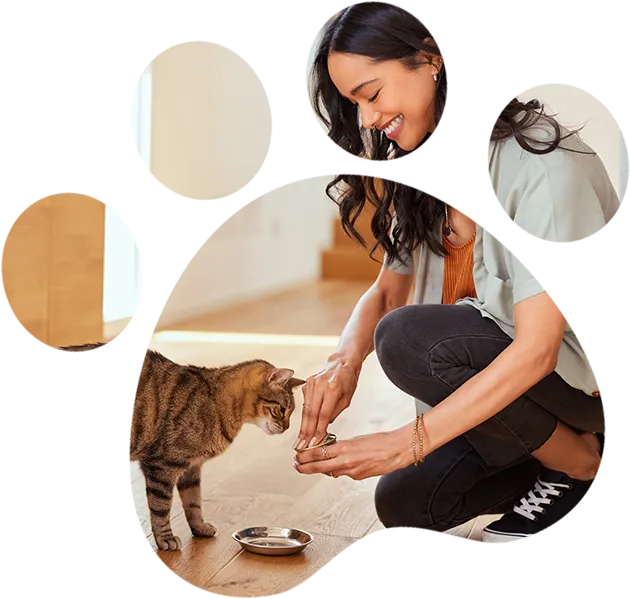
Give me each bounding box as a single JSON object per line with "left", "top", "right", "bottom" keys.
{"left": 141, "top": 461, "right": 182, "bottom": 550}
{"left": 177, "top": 464, "right": 216, "bottom": 538}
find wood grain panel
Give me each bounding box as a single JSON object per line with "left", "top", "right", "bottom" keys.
{"left": 2, "top": 197, "right": 51, "bottom": 343}
{"left": 48, "top": 193, "right": 105, "bottom": 346}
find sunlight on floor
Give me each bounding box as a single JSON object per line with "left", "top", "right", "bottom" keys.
{"left": 153, "top": 330, "right": 341, "bottom": 347}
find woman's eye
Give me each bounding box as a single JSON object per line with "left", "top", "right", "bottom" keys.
{"left": 368, "top": 89, "right": 381, "bottom": 103}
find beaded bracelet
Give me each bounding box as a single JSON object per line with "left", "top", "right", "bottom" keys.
{"left": 412, "top": 414, "right": 425, "bottom": 466}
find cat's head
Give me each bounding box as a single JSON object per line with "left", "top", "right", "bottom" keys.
{"left": 251, "top": 367, "right": 305, "bottom": 435}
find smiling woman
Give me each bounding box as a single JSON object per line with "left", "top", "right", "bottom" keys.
{"left": 326, "top": 49, "right": 441, "bottom": 149}
{"left": 309, "top": 2, "right": 446, "bottom": 159}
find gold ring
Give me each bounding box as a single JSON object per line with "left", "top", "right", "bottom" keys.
{"left": 321, "top": 445, "right": 328, "bottom": 459}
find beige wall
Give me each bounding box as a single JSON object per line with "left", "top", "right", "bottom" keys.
{"left": 158, "top": 177, "right": 337, "bottom": 328}
{"left": 149, "top": 42, "right": 271, "bottom": 199}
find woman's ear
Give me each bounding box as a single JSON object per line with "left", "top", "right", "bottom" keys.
{"left": 419, "top": 37, "right": 442, "bottom": 73}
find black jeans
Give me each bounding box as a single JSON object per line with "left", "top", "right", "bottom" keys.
{"left": 373, "top": 304, "right": 604, "bottom": 532}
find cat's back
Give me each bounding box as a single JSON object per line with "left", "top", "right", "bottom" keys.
{"left": 128, "top": 349, "right": 185, "bottom": 460}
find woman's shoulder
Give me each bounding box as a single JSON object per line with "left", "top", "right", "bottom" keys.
{"left": 492, "top": 122, "right": 597, "bottom": 166}
{"left": 490, "top": 125, "right": 618, "bottom": 240}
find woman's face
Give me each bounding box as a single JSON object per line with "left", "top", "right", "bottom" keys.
{"left": 327, "top": 51, "right": 440, "bottom": 152}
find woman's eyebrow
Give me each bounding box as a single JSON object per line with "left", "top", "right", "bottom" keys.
{"left": 351, "top": 78, "right": 380, "bottom": 96}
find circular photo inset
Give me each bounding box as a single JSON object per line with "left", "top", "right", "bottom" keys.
{"left": 2, "top": 193, "right": 141, "bottom": 349}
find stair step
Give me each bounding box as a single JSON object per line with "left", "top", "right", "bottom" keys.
{"left": 334, "top": 224, "right": 363, "bottom": 248}
{"left": 322, "top": 248, "right": 382, "bottom": 281}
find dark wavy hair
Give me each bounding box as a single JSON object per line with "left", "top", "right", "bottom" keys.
{"left": 492, "top": 97, "right": 587, "bottom": 155}
{"left": 310, "top": 2, "right": 446, "bottom": 160}
{"left": 310, "top": 0, "right": 600, "bottom": 265}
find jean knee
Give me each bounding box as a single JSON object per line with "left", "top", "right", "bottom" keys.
{"left": 375, "top": 306, "right": 420, "bottom": 369}
{"left": 375, "top": 470, "right": 433, "bottom": 529}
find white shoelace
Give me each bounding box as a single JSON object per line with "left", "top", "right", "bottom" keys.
{"left": 513, "top": 477, "right": 571, "bottom": 521}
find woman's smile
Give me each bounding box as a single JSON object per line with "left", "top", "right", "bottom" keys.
{"left": 380, "top": 114, "right": 404, "bottom": 139}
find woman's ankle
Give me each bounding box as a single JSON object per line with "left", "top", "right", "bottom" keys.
{"left": 566, "top": 433, "right": 602, "bottom": 480}
{"left": 581, "top": 431, "right": 603, "bottom": 456}
{"left": 533, "top": 428, "right": 601, "bottom": 481}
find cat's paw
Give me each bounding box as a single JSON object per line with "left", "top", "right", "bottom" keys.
{"left": 191, "top": 522, "right": 217, "bottom": 538}
{"left": 155, "top": 533, "right": 182, "bottom": 551}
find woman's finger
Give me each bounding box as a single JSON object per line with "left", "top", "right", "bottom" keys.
{"left": 309, "top": 386, "right": 343, "bottom": 447}
{"left": 295, "top": 441, "right": 341, "bottom": 465}
{"left": 296, "top": 378, "right": 325, "bottom": 449}
{"left": 294, "top": 454, "right": 347, "bottom": 476}
{"left": 294, "top": 380, "right": 314, "bottom": 448}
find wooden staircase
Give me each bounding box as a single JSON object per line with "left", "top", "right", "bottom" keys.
{"left": 321, "top": 205, "right": 383, "bottom": 281}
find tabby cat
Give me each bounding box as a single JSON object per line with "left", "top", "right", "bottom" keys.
{"left": 61, "top": 342, "right": 304, "bottom": 550}
{"left": 55, "top": 343, "right": 107, "bottom": 354}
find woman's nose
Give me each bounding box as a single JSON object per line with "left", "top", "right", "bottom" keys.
{"left": 361, "top": 106, "right": 381, "bottom": 130}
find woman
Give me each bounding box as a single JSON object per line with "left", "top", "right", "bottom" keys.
{"left": 293, "top": 177, "right": 605, "bottom": 541}
{"left": 311, "top": 1, "right": 621, "bottom": 238}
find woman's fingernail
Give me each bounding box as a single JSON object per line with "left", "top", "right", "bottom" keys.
{"left": 292, "top": 439, "right": 300, "bottom": 450}
{"left": 296, "top": 439, "right": 307, "bottom": 451}
{"left": 307, "top": 436, "right": 318, "bottom": 448}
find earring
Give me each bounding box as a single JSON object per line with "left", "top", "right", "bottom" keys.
{"left": 433, "top": 72, "right": 438, "bottom": 82}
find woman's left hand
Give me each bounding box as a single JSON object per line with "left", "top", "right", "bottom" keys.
{"left": 294, "top": 430, "right": 412, "bottom": 481}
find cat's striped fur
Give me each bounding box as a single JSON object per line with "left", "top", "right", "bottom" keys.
{"left": 61, "top": 342, "right": 304, "bottom": 550}
{"left": 55, "top": 343, "right": 107, "bottom": 354}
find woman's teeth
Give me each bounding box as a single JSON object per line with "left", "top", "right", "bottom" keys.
{"left": 384, "top": 115, "right": 403, "bottom": 135}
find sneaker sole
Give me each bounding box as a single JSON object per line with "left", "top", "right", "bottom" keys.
{"left": 481, "top": 528, "right": 529, "bottom": 543}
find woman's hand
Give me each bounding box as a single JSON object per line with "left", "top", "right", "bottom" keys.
{"left": 294, "top": 356, "right": 360, "bottom": 450}
{"left": 294, "top": 429, "right": 412, "bottom": 480}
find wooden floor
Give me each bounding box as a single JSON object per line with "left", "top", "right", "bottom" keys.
{"left": 158, "top": 280, "right": 370, "bottom": 336}
{"left": 133, "top": 281, "right": 498, "bottom": 596}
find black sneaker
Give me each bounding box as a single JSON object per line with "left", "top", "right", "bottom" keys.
{"left": 481, "top": 468, "right": 593, "bottom": 542}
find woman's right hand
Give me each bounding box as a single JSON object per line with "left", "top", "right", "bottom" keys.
{"left": 294, "top": 355, "right": 360, "bottom": 451}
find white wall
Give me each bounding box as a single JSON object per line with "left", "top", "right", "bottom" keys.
{"left": 519, "top": 84, "right": 627, "bottom": 199}
{"left": 147, "top": 42, "right": 271, "bottom": 200}
{"left": 132, "top": 66, "right": 152, "bottom": 167}
{"left": 103, "top": 208, "right": 142, "bottom": 323}
{"left": 158, "top": 176, "right": 338, "bottom": 328}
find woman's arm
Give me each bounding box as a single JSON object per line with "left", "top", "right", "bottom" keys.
{"left": 330, "top": 265, "right": 414, "bottom": 369}
{"left": 418, "top": 292, "right": 565, "bottom": 456}
{"left": 296, "top": 266, "right": 413, "bottom": 450}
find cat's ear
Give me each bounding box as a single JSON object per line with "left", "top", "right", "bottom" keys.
{"left": 289, "top": 377, "right": 306, "bottom": 388}
{"left": 267, "top": 368, "right": 295, "bottom": 386}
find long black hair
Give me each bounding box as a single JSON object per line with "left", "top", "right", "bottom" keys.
{"left": 310, "top": 0, "right": 596, "bottom": 265}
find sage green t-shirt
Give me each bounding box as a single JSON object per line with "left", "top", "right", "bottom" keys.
{"left": 387, "top": 227, "right": 599, "bottom": 395}
{"left": 488, "top": 123, "right": 619, "bottom": 241}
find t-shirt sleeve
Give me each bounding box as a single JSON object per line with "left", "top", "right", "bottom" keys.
{"left": 508, "top": 251, "right": 545, "bottom": 304}
{"left": 511, "top": 156, "right": 610, "bottom": 242}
